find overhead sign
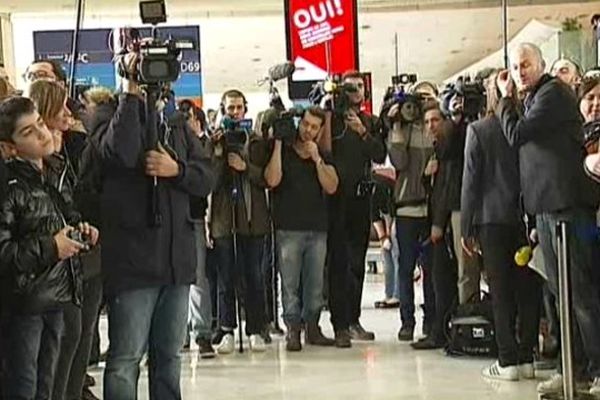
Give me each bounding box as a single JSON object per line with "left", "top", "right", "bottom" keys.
{"left": 33, "top": 29, "right": 116, "bottom": 88}
{"left": 285, "top": 0, "right": 359, "bottom": 99}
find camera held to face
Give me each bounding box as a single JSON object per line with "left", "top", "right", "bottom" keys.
{"left": 220, "top": 117, "right": 252, "bottom": 154}
{"left": 308, "top": 75, "right": 359, "bottom": 114}
{"left": 271, "top": 109, "right": 304, "bottom": 144}
{"left": 382, "top": 73, "right": 423, "bottom": 124}
{"left": 115, "top": 0, "right": 196, "bottom": 86}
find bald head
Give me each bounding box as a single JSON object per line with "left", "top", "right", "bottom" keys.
{"left": 509, "top": 43, "right": 546, "bottom": 92}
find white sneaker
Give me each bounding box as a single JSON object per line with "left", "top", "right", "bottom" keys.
{"left": 482, "top": 361, "right": 519, "bottom": 381}
{"left": 216, "top": 333, "right": 235, "bottom": 355}
{"left": 537, "top": 373, "right": 563, "bottom": 394}
{"left": 518, "top": 363, "right": 535, "bottom": 380}
{"left": 590, "top": 377, "right": 600, "bottom": 396}
{"left": 249, "top": 334, "right": 266, "bottom": 353}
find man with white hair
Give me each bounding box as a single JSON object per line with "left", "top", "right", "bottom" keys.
{"left": 496, "top": 42, "right": 600, "bottom": 395}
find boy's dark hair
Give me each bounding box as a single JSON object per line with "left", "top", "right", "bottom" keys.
{"left": 305, "top": 106, "right": 327, "bottom": 127}
{"left": 29, "top": 59, "right": 67, "bottom": 83}
{"left": 0, "top": 97, "right": 36, "bottom": 142}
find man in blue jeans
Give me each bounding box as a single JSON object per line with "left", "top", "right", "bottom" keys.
{"left": 97, "top": 54, "right": 214, "bottom": 400}
{"left": 496, "top": 42, "right": 600, "bottom": 395}
{"left": 265, "top": 106, "right": 339, "bottom": 351}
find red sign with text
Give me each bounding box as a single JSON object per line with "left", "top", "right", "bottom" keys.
{"left": 285, "top": 0, "right": 359, "bottom": 99}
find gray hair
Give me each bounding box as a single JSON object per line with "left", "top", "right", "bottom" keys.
{"left": 510, "top": 43, "right": 546, "bottom": 69}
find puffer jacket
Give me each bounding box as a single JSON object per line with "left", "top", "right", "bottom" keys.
{"left": 0, "top": 158, "right": 82, "bottom": 314}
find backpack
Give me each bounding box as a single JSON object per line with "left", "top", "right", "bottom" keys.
{"left": 445, "top": 291, "right": 497, "bottom": 358}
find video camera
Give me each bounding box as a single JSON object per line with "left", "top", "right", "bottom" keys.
{"left": 381, "top": 73, "right": 422, "bottom": 124}
{"left": 116, "top": 0, "right": 196, "bottom": 86}
{"left": 221, "top": 117, "right": 252, "bottom": 154}
{"left": 442, "top": 76, "right": 486, "bottom": 120}
{"left": 271, "top": 108, "right": 305, "bottom": 144}
{"left": 308, "top": 75, "right": 359, "bottom": 114}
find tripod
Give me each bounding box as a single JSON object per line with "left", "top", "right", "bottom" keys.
{"left": 230, "top": 171, "right": 245, "bottom": 353}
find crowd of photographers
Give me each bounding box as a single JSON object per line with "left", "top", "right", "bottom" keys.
{"left": 0, "top": 39, "right": 599, "bottom": 400}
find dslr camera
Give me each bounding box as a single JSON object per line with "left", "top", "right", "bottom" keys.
{"left": 381, "top": 73, "right": 422, "bottom": 124}
{"left": 116, "top": 0, "right": 196, "bottom": 86}
{"left": 68, "top": 229, "right": 93, "bottom": 252}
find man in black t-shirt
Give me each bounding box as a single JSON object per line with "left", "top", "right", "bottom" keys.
{"left": 264, "top": 106, "right": 339, "bottom": 352}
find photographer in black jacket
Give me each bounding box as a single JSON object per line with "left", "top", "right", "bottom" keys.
{"left": 97, "top": 53, "right": 214, "bottom": 400}
{"left": 496, "top": 43, "right": 600, "bottom": 396}
{"left": 325, "top": 71, "right": 386, "bottom": 347}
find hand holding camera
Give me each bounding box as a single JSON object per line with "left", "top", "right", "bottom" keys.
{"left": 54, "top": 227, "right": 87, "bottom": 260}
{"left": 145, "top": 142, "right": 179, "bottom": 178}
{"left": 227, "top": 153, "right": 247, "bottom": 172}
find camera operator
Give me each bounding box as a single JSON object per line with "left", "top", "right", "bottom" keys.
{"left": 411, "top": 104, "right": 458, "bottom": 350}
{"left": 209, "top": 89, "right": 270, "bottom": 354}
{"left": 386, "top": 82, "right": 436, "bottom": 342}
{"left": 264, "top": 106, "right": 338, "bottom": 351}
{"left": 97, "top": 52, "right": 214, "bottom": 400}
{"left": 462, "top": 70, "right": 542, "bottom": 381}
{"left": 324, "top": 71, "right": 386, "bottom": 347}
{"left": 496, "top": 43, "right": 600, "bottom": 396}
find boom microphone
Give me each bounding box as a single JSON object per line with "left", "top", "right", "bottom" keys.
{"left": 268, "top": 62, "right": 296, "bottom": 82}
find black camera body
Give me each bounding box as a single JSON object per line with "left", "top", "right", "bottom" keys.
{"left": 221, "top": 117, "right": 252, "bottom": 154}
{"left": 116, "top": 0, "right": 196, "bottom": 86}
{"left": 272, "top": 108, "right": 304, "bottom": 144}
{"left": 68, "top": 229, "right": 93, "bottom": 252}
{"left": 443, "top": 77, "right": 486, "bottom": 120}
{"left": 584, "top": 120, "right": 600, "bottom": 153}
{"left": 308, "top": 77, "right": 358, "bottom": 114}
{"left": 380, "top": 73, "right": 423, "bottom": 125}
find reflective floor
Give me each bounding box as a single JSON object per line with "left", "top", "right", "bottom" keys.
{"left": 89, "top": 275, "right": 545, "bottom": 400}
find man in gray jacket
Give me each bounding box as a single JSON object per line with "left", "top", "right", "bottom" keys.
{"left": 386, "top": 83, "right": 436, "bottom": 342}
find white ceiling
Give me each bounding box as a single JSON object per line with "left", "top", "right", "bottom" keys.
{"left": 4, "top": 0, "right": 600, "bottom": 112}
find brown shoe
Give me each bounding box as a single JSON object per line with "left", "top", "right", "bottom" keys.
{"left": 306, "top": 323, "right": 335, "bottom": 346}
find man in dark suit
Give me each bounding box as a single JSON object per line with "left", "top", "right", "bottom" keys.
{"left": 496, "top": 43, "right": 600, "bottom": 395}
{"left": 462, "top": 70, "right": 542, "bottom": 381}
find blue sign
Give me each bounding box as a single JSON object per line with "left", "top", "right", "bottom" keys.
{"left": 33, "top": 29, "right": 116, "bottom": 88}
{"left": 33, "top": 25, "right": 202, "bottom": 100}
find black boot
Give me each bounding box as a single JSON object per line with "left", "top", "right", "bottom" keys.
{"left": 286, "top": 324, "right": 302, "bottom": 352}
{"left": 334, "top": 329, "right": 352, "bottom": 348}
{"left": 306, "top": 322, "right": 335, "bottom": 346}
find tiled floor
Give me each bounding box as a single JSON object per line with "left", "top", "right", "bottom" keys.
{"left": 89, "top": 275, "right": 545, "bottom": 400}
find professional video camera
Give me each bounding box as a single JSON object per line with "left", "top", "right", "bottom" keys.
{"left": 442, "top": 76, "right": 486, "bottom": 120}
{"left": 271, "top": 108, "right": 305, "bottom": 144}
{"left": 115, "top": 0, "right": 196, "bottom": 86}
{"left": 381, "top": 73, "right": 422, "bottom": 124}
{"left": 221, "top": 117, "right": 252, "bottom": 154}
{"left": 308, "top": 75, "right": 358, "bottom": 114}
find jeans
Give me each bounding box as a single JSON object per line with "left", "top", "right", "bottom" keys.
{"left": 103, "top": 285, "right": 190, "bottom": 400}
{"left": 276, "top": 230, "right": 327, "bottom": 326}
{"left": 6, "top": 310, "right": 64, "bottom": 400}
{"left": 451, "top": 211, "right": 481, "bottom": 304}
{"left": 214, "top": 235, "right": 266, "bottom": 335}
{"left": 479, "top": 224, "right": 543, "bottom": 367}
{"left": 65, "top": 276, "right": 103, "bottom": 400}
{"left": 382, "top": 222, "right": 400, "bottom": 300}
{"left": 52, "top": 303, "right": 81, "bottom": 400}
{"left": 395, "top": 216, "right": 434, "bottom": 328}
{"left": 189, "top": 223, "right": 212, "bottom": 341}
{"left": 328, "top": 196, "right": 371, "bottom": 331}
{"left": 536, "top": 208, "right": 600, "bottom": 378}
